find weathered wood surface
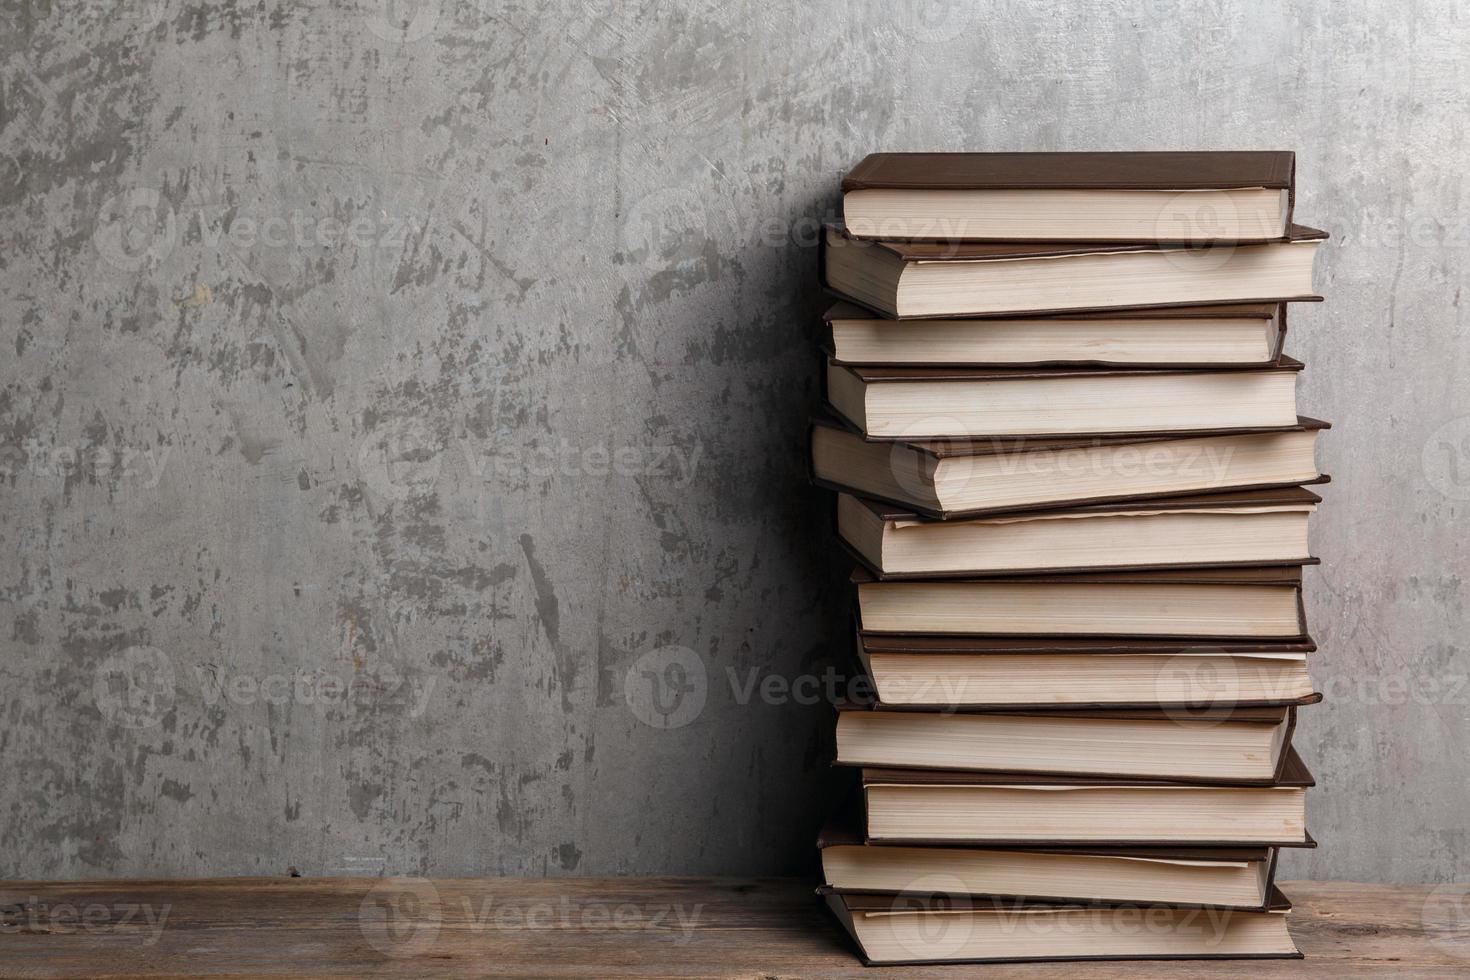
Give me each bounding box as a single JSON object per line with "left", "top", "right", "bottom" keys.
{"left": 0, "top": 878, "right": 1464, "bottom": 978}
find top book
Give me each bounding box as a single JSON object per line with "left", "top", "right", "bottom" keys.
{"left": 842, "top": 151, "right": 1297, "bottom": 243}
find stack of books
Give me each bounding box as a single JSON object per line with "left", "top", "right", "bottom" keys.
{"left": 811, "top": 151, "right": 1327, "bottom": 966}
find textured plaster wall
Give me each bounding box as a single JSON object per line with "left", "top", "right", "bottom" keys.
{"left": 0, "top": 0, "right": 1466, "bottom": 882}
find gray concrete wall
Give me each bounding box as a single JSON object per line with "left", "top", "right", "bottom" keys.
{"left": 0, "top": 0, "right": 1465, "bottom": 883}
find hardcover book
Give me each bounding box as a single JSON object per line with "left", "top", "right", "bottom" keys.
{"left": 861, "top": 750, "right": 1315, "bottom": 846}
{"left": 810, "top": 413, "right": 1328, "bottom": 519}
{"left": 818, "top": 805, "right": 1286, "bottom": 911}
{"left": 837, "top": 485, "right": 1322, "bottom": 578}
{"left": 825, "top": 357, "right": 1306, "bottom": 440}
{"left": 854, "top": 631, "right": 1320, "bottom": 709}
{"left": 823, "top": 888, "right": 1300, "bottom": 965}
{"left": 822, "top": 223, "right": 1326, "bottom": 318}
{"left": 822, "top": 300, "right": 1291, "bottom": 368}
{"left": 841, "top": 150, "right": 1299, "bottom": 243}
{"left": 832, "top": 702, "right": 1302, "bottom": 782}
{"left": 851, "top": 565, "right": 1310, "bottom": 639}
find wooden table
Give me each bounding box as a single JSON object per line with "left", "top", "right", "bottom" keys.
{"left": 0, "top": 878, "right": 1464, "bottom": 977}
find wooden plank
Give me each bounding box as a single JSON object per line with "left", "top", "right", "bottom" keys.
{"left": 0, "top": 878, "right": 1465, "bottom": 977}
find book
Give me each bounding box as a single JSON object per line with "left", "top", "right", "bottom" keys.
{"left": 822, "top": 224, "right": 1326, "bottom": 318}
{"left": 822, "top": 300, "right": 1290, "bottom": 367}
{"left": 838, "top": 486, "right": 1320, "bottom": 578}
{"left": 826, "top": 357, "right": 1305, "bottom": 439}
{"left": 810, "top": 414, "right": 1328, "bottom": 519}
{"left": 852, "top": 566, "right": 1308, "bottom": 639}
{"left": 855, "top": 632, "right": 1319, "bottom": 709}
{"left": 823, "top": 888, "right": 1299, "bottom": 965}
{"left": 818, "top": 808, "right": 1283, "bottom": 910}
{"left": 833, "top": 703, "right": 1299, "bottom": 782}
{"left": 841, "top": 150, "right": 1298, "bottom": 243}
{"left": 861, "top": 750, "right": 1314, "bottom": 846}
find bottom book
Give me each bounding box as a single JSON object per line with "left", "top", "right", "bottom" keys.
{"left": 823, "top": 887, "right": 1300, "bottom": 966}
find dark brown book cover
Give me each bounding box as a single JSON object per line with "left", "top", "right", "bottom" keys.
{"left": 857, "top": 632, "right": 1317, "bottom": 655}
{"left": 851, "top": 564, "right": 1305, "bottom": 586}
{"left": 840, "top": 354, "right": 1304, "bottom": 384}
{"left": 821, "top": 300, "right": 1291, "bottom": 369}
{"left": 834, "top": 700, "right": 1294, "bottom": 722}
{"left": 842, "top": 151, "right": 1296, "bottom": 195}
{"left": 825, "top": 299, "right": 1282, "bottom": 322}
